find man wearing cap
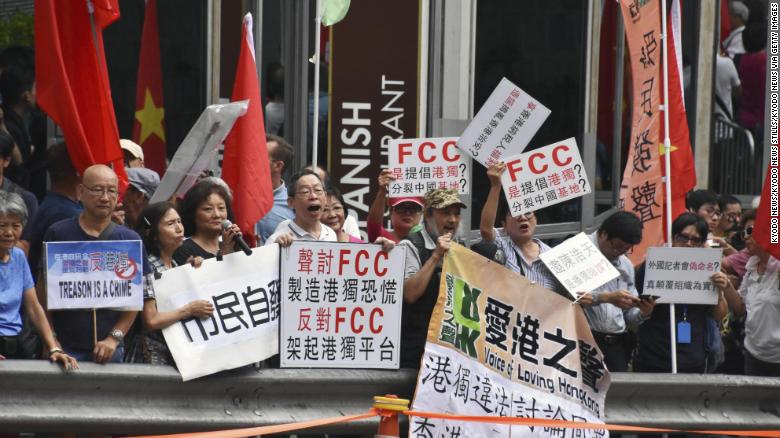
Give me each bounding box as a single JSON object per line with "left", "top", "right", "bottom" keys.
{"left": 398, "top": 188, "right": 465, "bottom": 369}
{"left": 122, "top": 167, "right": 160, "bottom": 229}
{"left": 367, "top": 169, "right": 423, "bottom": 243}
{"left": 120, "top": 139, "right": 145, "bottom": 168}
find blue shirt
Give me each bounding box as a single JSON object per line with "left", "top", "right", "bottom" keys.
{"left": 0, "top": 247, "right": 35, "bottom": 336}
{"left": 255, "top": 182, "right": 295, "bottom": 243}
{"left": 21, "top": 191, "right": 83, "bottom": 279}
{"left": 43, "top": 217, "right": 151, "bottom": 350}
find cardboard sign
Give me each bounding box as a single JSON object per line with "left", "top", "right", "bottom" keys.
{"left": 45, "top": 241, "right": 144, "bottom": 310}
{"left": 413, "top": 243, "right": 609, "bottom": 437}
{"left": 150, "top": 101, "right": 248, "bottom": 204}
{"left": 280, "top": 241, "right": 405, "bottom": 369}
{"left": 539, "top": 233, "right": 620, "bottom": 298}
{"left": 153, "top": 245, "right": 280, "bottom": 381}
{"left": 643, "top": 247, "right": 724, "bottom": 305}
{"left": 387, "top": 137, "right": 471, "bottom": 196}
{"left": 501, "top": 138, "right": 592, "bottom": 217}
{"left": 458, "top": 77, "right": 550, "bottom": 168}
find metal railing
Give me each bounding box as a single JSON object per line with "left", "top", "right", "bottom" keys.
{"left": 1, "top": 361, "right": 779, "bottom": 435}
{"left": 710, "top": 117, "right": 761, "bottom": 196}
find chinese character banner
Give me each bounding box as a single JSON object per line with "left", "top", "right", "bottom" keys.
{"left": 280, "top": 241, "right": 405, "bottom": 369}
{"left": 154, "top": 245, "right": 280, "bottom": 381}
{"left": 413, "top": 243, "right": 610, "bottom": 437}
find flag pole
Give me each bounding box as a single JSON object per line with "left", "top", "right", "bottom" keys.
{"left": 661, "top": 0, "right": 677, "bottom": 375}
{"left": 311, "top": 0, "right": 322, "bottom": 169}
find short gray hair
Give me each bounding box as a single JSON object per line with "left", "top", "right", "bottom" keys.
{"left": 0, "top": 191, "right": 28, "bottom": 226}
{"left": 730, "top": 1, "right": 749, "bottom": 22}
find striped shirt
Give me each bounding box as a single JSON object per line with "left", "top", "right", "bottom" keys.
{"left": 490, "top": 229, "right": 569, "bottom": 299}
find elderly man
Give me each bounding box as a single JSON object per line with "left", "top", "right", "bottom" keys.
{"left": 398, "top": 188, "right": 465, "bottom": 369}
{"left": 42, "top": 164, "right": 151, "bottom": 364}
{"left": 266, "top": 168, "right": 337, "bottom": 245}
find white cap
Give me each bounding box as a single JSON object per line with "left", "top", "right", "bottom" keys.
{"left": 120, "top": 139, "right": 144, "bottom": 161}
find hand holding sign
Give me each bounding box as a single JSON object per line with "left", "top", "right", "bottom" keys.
{"left": 377, "top": 169, "right": 396, "bottom": 194}
{"left": 486, "top": 162, "right": 506, "bottom": 187}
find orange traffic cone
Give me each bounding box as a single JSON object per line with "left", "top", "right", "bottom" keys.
{"left": 374, "top": 395, "right": 409, "bottom": 438}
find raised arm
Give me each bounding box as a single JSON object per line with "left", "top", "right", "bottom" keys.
{"left": 368, "top": 169, "right": 394, "bottom": 226}
{"left": 480, "top": 163, "right": 506, "bottom": 242}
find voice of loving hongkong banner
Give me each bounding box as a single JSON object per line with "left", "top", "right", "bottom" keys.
{"left": 412, "top": 243, "right": 611, "bottom": 437}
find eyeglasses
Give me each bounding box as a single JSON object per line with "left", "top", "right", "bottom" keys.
{"left": 83, "top": 185, "right": 119, "bottom": 198}
{"left": 295, "top": 187, "right": 325, "bottom": 197}
{"left": 723, "top": 212, "right": 741, "bottom": 223}
{"left": 674, "top": 233, "right": 704, "bottom": 246}
{"left": 741, "top": 226, "right": 754, "bottom": 239}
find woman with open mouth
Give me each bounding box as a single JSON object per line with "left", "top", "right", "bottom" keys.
{"left": 478, "top": 162, "right": 568, "bottom": 299}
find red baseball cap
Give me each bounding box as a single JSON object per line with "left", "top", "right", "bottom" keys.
{"left": 390, "top": 197, "right": 424, "bottom": 208}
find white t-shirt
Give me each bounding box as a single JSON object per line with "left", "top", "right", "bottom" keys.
{"left": 739, "top": 256, "right": 780, "bottom": 364}
{"left": 265, "top": 220, "right": 337, "bottom": 245}
{"left": 714, "top": 54, "right": 741, "bottom": 119}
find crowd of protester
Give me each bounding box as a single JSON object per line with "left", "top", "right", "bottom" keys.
{"left": 0, "top": 123, "right": 777, "bottom": 379}
{"left": 0, "top": 14, "right": 778, "bottom": 379}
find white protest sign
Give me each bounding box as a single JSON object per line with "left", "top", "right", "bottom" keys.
{"left": 150, "top": 101, "right": 248, "bottom": 204}
{"left": 501, "top": 138, "right": 591, "bottom": 216}
{"left": 45, "top": 241, "right": 144, "bottom": 310}
{"left": 280, "top": 241, "right": 405, "bottom": 369}
{"left": 387, "top": 137, "right": 471, "bottom": 196}
{"left": 153, "top": 245, "right": 280, "bottom": 381}
{"left": 540, "top": 233, "right": 620, "bottom": 298}
{"left": 457, "top": 77, "right": 550, "bottom": 168}
{"left": 643, "top": 247, "right": 723, "bottom": 305}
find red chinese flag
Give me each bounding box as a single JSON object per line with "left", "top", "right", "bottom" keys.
{"left": 720, "top": 0, "right": 731, "bottom": 46}
{"left": 661, "top": 0, "right": 696, "bottom": 223}
{"left": 221, "top": 13, "right": 273, "bottom": 246}
{"left": 34, "top": 0, "right": 128, "bottom": 190}
{"left": 132, "top": 0, "right": 167, "bottom": 175}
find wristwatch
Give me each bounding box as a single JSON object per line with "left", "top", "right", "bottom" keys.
{"left": 109, "top": 329, "right": 124, "bottom": 343}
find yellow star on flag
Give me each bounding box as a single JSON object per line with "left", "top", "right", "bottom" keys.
{"left": 658, "top": 143, "right": 678, "bottom": 155}
{"left": 135, "top": 89, "right": 165, "bottom": 143}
